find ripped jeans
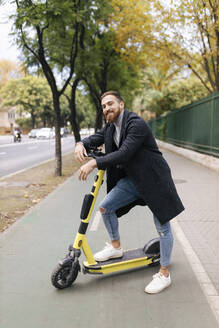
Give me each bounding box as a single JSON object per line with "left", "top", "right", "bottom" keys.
{"left": 99, "top": 177, "right": 174, "bottom": 266}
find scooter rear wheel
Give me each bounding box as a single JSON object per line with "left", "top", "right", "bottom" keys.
{"left": 143, "top": 238, "right": 160, "bottom": 267}
{"left": 51, "top": 263, "right": 79, "bottom": 289}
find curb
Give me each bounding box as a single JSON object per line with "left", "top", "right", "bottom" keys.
{"left": 157, "top": 140, "right": 219, "bottom": 173}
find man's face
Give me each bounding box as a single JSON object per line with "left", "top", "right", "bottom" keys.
{"left": 101, "top": 95, "right": 124, "bottom": 123}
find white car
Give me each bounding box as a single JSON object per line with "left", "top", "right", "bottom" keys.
{"left": 28, "top": 129, "right": 40, "bottom": 138}
{"left": 36, "top": 128, "right": 55, "bottom": 139}
{"left": 80, "top": 128, "right": 94, "bottom": 136}
{"left": 60, "top": 127, "right": 69, "bottom": 137}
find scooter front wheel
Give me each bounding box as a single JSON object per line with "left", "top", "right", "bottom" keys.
{"left": 51, "top": 263, "right": 79, "bottom": 289}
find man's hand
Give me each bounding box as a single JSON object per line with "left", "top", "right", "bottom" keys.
{"left": 74, "top": 142, "right": 88, "bottom": 163}
{"left": 78, "top": 159, "right": 97, "bottom": 181}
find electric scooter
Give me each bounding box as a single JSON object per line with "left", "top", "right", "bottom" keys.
{"left": 51, "top": 148, "right": 160, "bottom": 289}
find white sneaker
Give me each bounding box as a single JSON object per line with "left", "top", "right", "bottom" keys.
{"left": 144, "top": 272, "right": 171, "bottom": 294}
{"left": 94, "top": 242, "right": 123, "bottom": 262}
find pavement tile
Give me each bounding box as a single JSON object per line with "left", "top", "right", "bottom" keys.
{"left": 209, "top": 296, "right": 219, "bottom": 310}
{"left": 202, "top": 283, "right": 218, "bottom": 296}
{"left": 162, "top": 148, "right": 219, "bottom": 322}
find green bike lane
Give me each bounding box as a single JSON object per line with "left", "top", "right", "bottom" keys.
{"left": 0, "top": 171, "right": 218, "bottom": 328}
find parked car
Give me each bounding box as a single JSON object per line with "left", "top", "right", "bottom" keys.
{"left": 36, "top": 128, "right": 55, "bottom": 139}
{"left": 28, "top": 129, "right": 40, "bottom": 138}
{"left": 80, "top": 128, "right": 89, "bottom": 136}
{"left": 60, "top": 127, "right": 69, "bottom": 137}
{"left": 80, "top": 128, "right": 94, "bottom": 136}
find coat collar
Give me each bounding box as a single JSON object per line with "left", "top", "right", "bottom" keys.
{"left": 106, "top": 109, "right": 129, "bottom": 151}
{"left": 119, "top": 109, "right": 129, "bottom": 146}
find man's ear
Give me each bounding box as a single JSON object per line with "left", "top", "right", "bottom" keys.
{"left": 120, "top": 101, "right": 125, "bottom": 109}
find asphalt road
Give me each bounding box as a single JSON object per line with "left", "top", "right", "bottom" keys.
{"left": 0, "top": 135, "right": 75, "bottom": 178}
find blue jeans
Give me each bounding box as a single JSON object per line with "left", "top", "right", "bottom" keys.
{"left": 99, "top": 177, "right": 174, "bottom": 266}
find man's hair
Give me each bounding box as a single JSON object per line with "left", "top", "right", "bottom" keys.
{"left": 100, "top": 91, "right": 124, "bottom": 103}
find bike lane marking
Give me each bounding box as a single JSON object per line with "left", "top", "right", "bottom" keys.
{"left": 90, "top": 210, "right": 102, "bottom": 231}
{"left": 172, "top": 219, "right": 219, "bottom": 324}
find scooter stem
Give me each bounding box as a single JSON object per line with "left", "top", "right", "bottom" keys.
{"left": 81, "top": 169, "right": 105, "bottom": 224}
{"left": 72, "top": 169, "right": 105, "bottom": 265}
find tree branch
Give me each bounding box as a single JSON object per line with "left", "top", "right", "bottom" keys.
{"left": 14, "top": 0, "right": 40, "bottom": 62}
{"left": 36, "top": 25, "right": 57, "bottom": 92}
{"left": 194, "top": 7, "right": 215, "bottom": 89}
{"left": 59, "top": 23, "right": 79, "bottom": 96}
{"left": 169, "top": 48, "right": 213, "bottom": 93}
{"left": 201, "top": 0, "right": 217, "bottom": 78}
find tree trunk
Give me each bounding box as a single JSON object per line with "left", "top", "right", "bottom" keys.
{"left": 70, "top": 112, "right": 81, "bottom": 142}
{"left": 69, "top": 78, "right": 81, "bottom": 142}
{"left": 83, "top": 79, "right": 103, "bottom": 131}
{"left": 31, "top": 110, "right": 35, "bottom": 128}
{"left": 89, "top": 92, "right": 103, "bottom": 131}
{"left": 53, "top": 93, "right": 62, "bottom": 176}
{"left": 95, "top": 106, "right": 103, "bottom": 131}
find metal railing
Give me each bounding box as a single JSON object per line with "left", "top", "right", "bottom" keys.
{"left": 148, "top": 91, "right": 219, "bottom": 157}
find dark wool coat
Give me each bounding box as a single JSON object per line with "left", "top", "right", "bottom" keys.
{"left": 82, "top": 109, "right": 184, "bottom": 224}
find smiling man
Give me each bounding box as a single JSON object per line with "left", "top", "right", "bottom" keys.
{"left": 101, "top": 93, "right": 124, "bottom": 123}
{"left": 74, "top": 90, "right": 184, "bottom": 294}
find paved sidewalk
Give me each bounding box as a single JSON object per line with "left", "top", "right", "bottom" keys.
{"left": 161, "top": 147, "right": 219, "bottom": 321}
{"left": 1, "top": 153, "right": 219, "bottom": 328}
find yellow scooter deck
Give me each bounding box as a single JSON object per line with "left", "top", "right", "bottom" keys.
{"left": 83, "top": 248, "right": 160, "bottom": 275}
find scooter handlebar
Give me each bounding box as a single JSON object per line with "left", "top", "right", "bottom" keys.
{"left": 87, "top": 147, "right": 105, "bottom": 158}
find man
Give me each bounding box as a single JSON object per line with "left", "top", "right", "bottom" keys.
{"left": 13, "top": 127, "right": 22, "bottom": 142}
{"left": 74, "top": 91, "right": 184, "bottom": 294}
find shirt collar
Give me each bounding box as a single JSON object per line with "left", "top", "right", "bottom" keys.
{"left": 113, "top": 110, "right": 124, "bottom": 129}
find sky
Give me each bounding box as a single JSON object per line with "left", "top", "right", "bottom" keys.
{"left": 0, "top": 2, "right": 20, "bottom": 62}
